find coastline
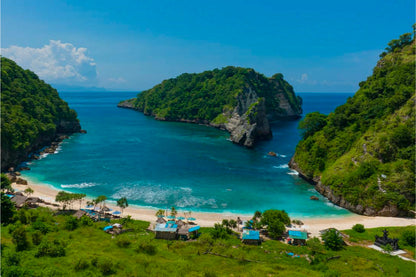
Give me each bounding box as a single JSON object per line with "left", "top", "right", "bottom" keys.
{"left": 12, "top": 179, "right": 415, "bottom": 237}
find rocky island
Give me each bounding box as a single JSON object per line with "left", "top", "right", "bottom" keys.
{"left": 290, "top": 33, "right": 415, "bottom": 217}
{"left": 118, "top": 66, "right": 302, "bottom": 147}
{"left": 1, "top": 57, "right": 83, "bottom": 171}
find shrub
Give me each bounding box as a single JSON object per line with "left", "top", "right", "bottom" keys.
{"left": 211, "top": 223, "right": 232, "bottom": 239}
{"left": 134, "top": 240, "right": 157, "bottom": 255}
{"left": 4, "top": 251, "right": 20, "bottom": 266}
{"left": 11, "top": 226, "right": 29, "bottom": 251}
{"left": 74, "top": 257, "right": 90, "bottom": 271}
{"left": 115, "top": 236, "right": 131, "bottom": 248}
{"left": 401, "top": 230, "right": 415, "bottom": 247}
{"left": 35, "top": 239, "right": 66, "bottom": 257}
{"left": 32, "top": 230, "right": 43, "bottom": 245}
{"left": 307, "top": 237, "right": 325, "bottom": 255}
{"left": 64, "top": 216, "right": 78, "bottom": 231}
{"left": 79, "top": 215, "right": 93, "bottom": 226}
{"left": 96, "top": 257, "right": 116, "bottom": 275}
{"left": 352, "top": 224, "right": 365, "bottom": 233}
{"left": 322, "top": 229, "right": 344, "bottom": 251}
{"left": 31, "top": 220, "right": 50, "bottom": 234}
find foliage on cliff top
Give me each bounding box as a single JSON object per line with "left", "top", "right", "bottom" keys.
{"left": 125, "top": 66, "right": 302, "bottom": 121}
{"left": 1, "top": 57, "right": 80, "bottom": 160}
{"left": 294, "top": 31, "right": 415, "bottom": 214}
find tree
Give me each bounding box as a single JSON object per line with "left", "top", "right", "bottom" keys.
{"left": 1, "top": 192, "right": 16, "bottom": 225}
{"left": 12, "top": 226, "right": 29, "bottom": 251}
{"left": 229, "top": 219, "right": 237, "bottom": 229}
{"left": 1, "top": 173, "right": 13, "bottom": 192}
{"left": 298, "top": 112, "right": 327, "bottom": 139}
{"left": 261, "top": 209, "right": 291, "bottom": 226}
{"left": 64, "top": 216, "right": 78, "bottom": 231}
{"left": 267, "top": 220, "right": 285, "bottom": 239}
{"left": 24, "top": 187, "right": 34, "bottom": 197}
{"left": 322, "top": 229, "right": 344, "bottom": 250}
{"left": 401, "top": 230, "right": 416, "bottom": 247}
{"left": 155, "top": 209, "right": 165, "bottom": 218}
{"left": 117, "top": 197, "right": 128, "bottom": 215}
{"left": 55, "top": 191, "right": 72, "bottom": 210}
{"left": 95, "top": 195, "right": 107, "bottom": 210}
{"left": 74, "top": 193, "right": 86, "bottom": 209}
{"left": 170, "top": 206, "right": 177, "bottom": 217}
{"left": 253, "top": 210, "right": 262, "bottom": 221}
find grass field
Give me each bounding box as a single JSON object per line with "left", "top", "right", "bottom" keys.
{"left": 1, "top": 207, "right": 415, "bottom": 276}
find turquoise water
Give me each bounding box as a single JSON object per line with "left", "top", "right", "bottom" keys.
{"left": 22, "top": 92, "right": 354, "bottom": 218}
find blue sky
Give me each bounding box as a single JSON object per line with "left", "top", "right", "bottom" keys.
{"left": 2, "top": 0, "right": 414, "bottom": 92}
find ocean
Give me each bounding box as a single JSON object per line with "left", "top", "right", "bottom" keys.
{"left": 21, "top": 91, "right": 354, "bottom": 218}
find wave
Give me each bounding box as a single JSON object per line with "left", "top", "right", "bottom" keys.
{"left": 61, "top": 182, "right": 98, "bottom": 189}
{"left": 287, "top": 169, "right": 299, "bottom": 176}
{"left": 273, "top": 164, "right": 289, "bottom": 169}
{"left": 112, "top": 183, "right": 216, "bottom": 208}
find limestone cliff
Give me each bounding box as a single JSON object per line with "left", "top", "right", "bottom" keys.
{"left": 118, "top": 66, "right": 302, "bottom": 147}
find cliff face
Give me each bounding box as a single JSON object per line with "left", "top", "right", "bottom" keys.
{"left": 118, "top": 66, "right": 302, "bottom": 147}
{"left": 1, "top": 57, "right": 82, "bottom": 171}
{"left": 289, "top": 34, "right": 415, "bottom": 217}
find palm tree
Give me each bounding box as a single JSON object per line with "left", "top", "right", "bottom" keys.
{"left": 24, "top": 187, "right": 34, "bottom": 197}
{"left": 170, "top": 206, "right": 177, "bottom": 217}
{"left": 95, "top": 195, "right": 107, "bottom": 210}
{"left": 229, "top": 219, "right": 237, "bottom": 229}
{"left": 117, "top": 197, "right": 128, "bottom": 215}
{"left": 155, "top": 209, "right": 165, "bottom": 218}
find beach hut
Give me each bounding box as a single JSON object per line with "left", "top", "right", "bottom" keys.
{"left": 10, "top": 195, "right": 28, "bottom": 208}
{"left": 177, "top": 225, "right": 200, "bottom": 240}
{"left": 242, "top": 229, "right": 261, "bottom": 245}
{"left": 156, "top": 217, "right": 166, "bottom": 224}
{"left": 73, "top": 209, "right": 87, "bottom": 219}
{"left": 288, "top": 230, "right": 308, "bottom": 246}
{"left": 154, "top": 222, "right": 178, "bottom": 240}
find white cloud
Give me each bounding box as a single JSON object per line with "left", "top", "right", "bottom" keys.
{"left": 1, "top": 40, "right": 97, "bottom": 85}
{"left": 300, "top": 73, "right": 308, "bottom": 83}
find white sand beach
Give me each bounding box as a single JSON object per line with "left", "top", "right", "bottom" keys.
{"left": 12, "top": 180, "right": 415, "bottom": 237}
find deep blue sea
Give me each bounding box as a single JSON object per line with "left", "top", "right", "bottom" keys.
{"left": 22, "top": 92, "right": 354, "bottom": 218}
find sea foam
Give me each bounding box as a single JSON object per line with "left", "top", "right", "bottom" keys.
{"left": 61, "top": 182, "right": 98, "bottom": 189}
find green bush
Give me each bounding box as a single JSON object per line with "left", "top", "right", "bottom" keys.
{"left": 79, "top": 215, "right": 93, "bottom": 226}
{"left": 401, "top": 230, "right": 415, "bottom": 247}
{"left": 35, "top": 239, "right": 66, "bottom": 257}
{"left": 322, "top": 229, "right": 344, "bottom": 251}
{"left": 352, "top": 224, "right": 365, "bottom": 233}
{"left": 74, "top": 257, "right": 90, "bottom": 271}
{"left": 96, "top": 257, "right": 116, "bottom": 275}
{"left": 11, "top": 226, "right": 29, "bottom": 251}
{"left": 134, "top": 240, "right": 157, "bottom": 255}
{"left": 115, "top": 236, "right": 131, "bottom": 248}
{"left": 31, "top": 230, "right": 43, "bottom": 245}
{"left": 63, "top": 216, "right": 78, "bottom": 231}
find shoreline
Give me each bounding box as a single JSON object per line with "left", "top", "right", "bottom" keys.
{"left": 12, "top": 179, "right": 415, "bottom": 238}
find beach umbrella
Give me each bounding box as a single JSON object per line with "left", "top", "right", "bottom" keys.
{"left": 112, "top": 211, "right": 121, "bottom": 215}
{"left": 103, "top": 206, "right": 112, "bottom": 212}
{"left": 187, "top": 217, "right": 196, "bottom": 221}
{"left": 167, "top": 220, "right": 176, "bottom": 224}
{"left": 177, "top": 216, "right": 185, "bottom": 220}
{"left": 167, "top": 215, "right": 176, "bottom": 219}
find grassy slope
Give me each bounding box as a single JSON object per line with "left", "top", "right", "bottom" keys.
{"left": 1, "top": 209, "right": 414, "bottom": 277}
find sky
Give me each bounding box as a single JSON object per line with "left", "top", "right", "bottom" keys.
{"left": 1, "top": 0, "right": 414, "bottom": 92}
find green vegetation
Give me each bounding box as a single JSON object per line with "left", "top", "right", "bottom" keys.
{"left": 1, "top": 57, "right": 81, "bottom": 171}
{"left": 124, "top": 66, "right": 301, "bottom": 122}
{"left": 55, "top": 191, "right": 86, "bottom": 210}
{"left": 293, "top": 31, "right": 415, "bottom": 215}
{"left": 352, "top": 224, "right": 365, "bottom": 233}
{"left": 321, "top": 229, "right": 344, "bottom": 251}
{"left": 1, "top": 206, "right": 415, "bottom": 276}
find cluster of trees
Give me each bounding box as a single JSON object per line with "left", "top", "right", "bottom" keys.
{"left": 1, "top": 57, "right": 80, "bottom": 170}
{"left": 295, "top": 31, "right": 415, "bottom": 213}
{"left": 55, "top": 191, "right": 86, "bottom": 210}
{"left": 127, "top": 66, "right": 301, "bottom": 122}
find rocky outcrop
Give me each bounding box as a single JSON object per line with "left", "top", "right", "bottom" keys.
{"left": 288, "top": 157, "right": 407, "bottom": 217}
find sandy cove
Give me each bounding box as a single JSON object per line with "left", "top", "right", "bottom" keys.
{"left": 12, "top": 181, "right": 415, "bottom": 238}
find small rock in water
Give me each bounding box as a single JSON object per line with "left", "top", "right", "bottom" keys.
{"left": 20, "top": 167, "right": 30, "bottom": 171}
{"left": 80, "top": 129, "right": 87, "bottom": 134}
{"left": 310, "top": 196, "right": 319, "bottom": 201}
{"left": 268, "top": 151, "right": 277, "bottom": 157}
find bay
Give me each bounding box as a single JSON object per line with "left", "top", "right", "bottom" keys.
{"left": 22, "top": 91, "right": 354, "bottom": 217}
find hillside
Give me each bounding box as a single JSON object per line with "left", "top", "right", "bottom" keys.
{"left": 118, "top": 66, "right": 302, "bottom": 147}
{"left": 1, "top": 57, "right": 82, "bottom": 171}
{"left": 290, "top": 32, "right": 415, "bottom": 217}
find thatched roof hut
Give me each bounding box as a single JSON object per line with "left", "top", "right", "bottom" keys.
{"left": 73, "top": 210, "right": 87, "bottom": 219}
{"left": 10, "top": 195, "right": 28, "bottom": 208}
{"left": 156, "top": 217, "right": 166, "bottom": 224}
